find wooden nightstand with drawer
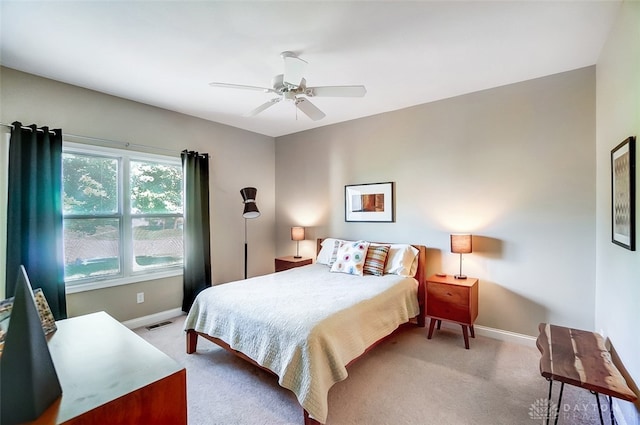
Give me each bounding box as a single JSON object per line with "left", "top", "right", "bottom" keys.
{"left": 425, "top": 274, "right": 479, "bottom": 349}
{"left": 274, "top": 256, "right": 313, "bottom": 272}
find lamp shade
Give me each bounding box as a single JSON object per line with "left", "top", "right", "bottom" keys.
{"left": 291, "top": 227, "right": 305, "bottom": 241}
{"left": 240, "top": 187, "right": 257, "bottom": 203}
{"left": 240, "top": 187, "right": 260, "bottom": 219}
{"left": 242, "top": 202, "right": 260, "bottom": 219}
{"left": 451, "top": 234, "right": 472, "bottom": 254}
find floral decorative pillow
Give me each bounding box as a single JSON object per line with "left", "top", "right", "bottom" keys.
{"left": 363, "top": 244, "right": 390, "bottom": 276}
{"left": 330, "top": 240, "right": 370, "bottom": 276}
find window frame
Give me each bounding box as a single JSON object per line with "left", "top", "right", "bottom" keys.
{"left": 63, "top": 142, "right": 183, "bottom": 294}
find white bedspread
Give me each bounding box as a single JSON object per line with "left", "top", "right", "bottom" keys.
{"left": 184, "top": 263, "right": 420, "bottom": 423}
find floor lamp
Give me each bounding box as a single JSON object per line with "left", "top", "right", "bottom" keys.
{"left": 240, "top": 187, "right": 260, "bottom": 279}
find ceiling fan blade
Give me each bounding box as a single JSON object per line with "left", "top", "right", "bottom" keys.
{"left": 306, "top": 85, "right": 367, "bottom": 97}
{"left": 295, "top": 98, "right": 326, "bottom": 121}
{"left": 245, "top": 98, "right": 280, "bottom": 117}
{"left": 282, "top": 52, "right": 308, "bottom": 87}
{"left": 209, "top": 82, "right": 274, "bottom": 93}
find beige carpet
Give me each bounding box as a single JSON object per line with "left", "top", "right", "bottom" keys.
{"left": 135, "top": 316, "right": 606, "bottom": 425}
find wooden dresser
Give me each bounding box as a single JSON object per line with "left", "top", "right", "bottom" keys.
{"left": 27, "top": 311, "right": 186, "bottom": 425}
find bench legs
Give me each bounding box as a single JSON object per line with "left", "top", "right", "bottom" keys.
{"left": 546, "top": 379, "right": 613, "bottom": 425}
{"left": 590, "top": 390, "right": 614, "bottom": 425}
{"left": 545, "top": 379, "right": 564, "bottom": 425}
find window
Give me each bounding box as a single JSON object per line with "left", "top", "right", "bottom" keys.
{"left": 62, "top": 143, "right": 183, "bottom": 290}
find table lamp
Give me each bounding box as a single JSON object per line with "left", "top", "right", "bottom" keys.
{"left": 450, "top": 234, "right": 472, "bottom": 279}
{"left": 291, "top": 226, "right": 305, "bottom": 258}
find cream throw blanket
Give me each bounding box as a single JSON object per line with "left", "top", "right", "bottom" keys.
{"left": 184, "top": 264, "right": 420, "bottom": 423}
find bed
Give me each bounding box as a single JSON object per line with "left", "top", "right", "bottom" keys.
{"left": 185, "top": 238, "right": 426, "bottom": 424}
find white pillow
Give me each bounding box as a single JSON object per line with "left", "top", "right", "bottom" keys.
{"left": 316, "top": 238, "right": 354, "bottom": 265}
{"left": 330, "top": 240, "right": 370, "bottom": 276}
{"left": 384, "top": 244, "right": 419, "bottom": 277}
{"left": 316, "top": 238, "right": 340, "bottom": 265}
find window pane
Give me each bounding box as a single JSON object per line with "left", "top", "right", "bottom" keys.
{"left": 130, "top": 161, "right": 183, "bottom": 214}
{"left": 132, "top": 217, "right": 183, "bottom": 271}
{"left": 64, "top": 218, "right": 120, "bottom": 281}
{"left": 62, "top": 153, "right": 118, "bottom": 215}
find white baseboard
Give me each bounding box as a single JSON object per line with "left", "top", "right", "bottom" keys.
{"left": 122, "top": 307, "right": 184, "bottom": 330}
{"left": 127, "top": 310, "right": 537, "bottom": 346}
{"left": 434, "top": 320, "right": 537, "bottom": 347}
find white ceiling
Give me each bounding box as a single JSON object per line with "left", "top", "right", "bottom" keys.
{"left": 0, "top": 1, "right": 621, "bottom": 138}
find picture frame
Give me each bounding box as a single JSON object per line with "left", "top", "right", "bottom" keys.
{"left": 611, "top": 136, "right": 636, "bottom": 251}
{"left": 345, "top": 182, "right": 395, "bottom": 222}
{"left": 0, "top": 297, "right": 12, "bottom": 355}
{"left": 0, "top": 288, "right": 57, "bottom": 355}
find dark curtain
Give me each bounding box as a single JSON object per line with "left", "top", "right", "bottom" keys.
{"left": 5, "top": 122, "right": 66, "bottom": 319}
{"left": 181, "top": 150, "right": 212, "bottom": 312}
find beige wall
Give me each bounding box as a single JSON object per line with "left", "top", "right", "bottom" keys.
{"left": 0, "top": 67, "right": 276, "bottom": 321}
{"left": 595, "top": 2, "right": 640, "bottom": 423}
{"left": 0, "top": 66, "right": 600, "bottom": 335}
{"left": 276, "top": 67, "right": 596, "bottom": 337}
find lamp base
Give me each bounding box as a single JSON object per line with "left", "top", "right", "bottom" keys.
{"left": 454, "top": 274, "right": 467, "bottom": 279}
{"left": 293, "top": 255, "right": 302, "bottom": 259}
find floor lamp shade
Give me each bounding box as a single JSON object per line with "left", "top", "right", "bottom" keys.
{"left": 450, "top": 234, "right": 472, "bottom": 279}
{"left": 241, "top": 187, "right": 260, "bottom": 279}
{"left": 243, "top": 202, "right": 260, "bottom": 219}
{"left": 240, "top": 187, "right": 260, "bottom": 219}
{"left": 291, "top": 226, "right": 304, "bottom": 258}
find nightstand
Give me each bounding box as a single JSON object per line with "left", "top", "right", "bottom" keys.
{"left": 425, "top": 274, "right": 479, "bottom": 349}
{"left": 274, "top": 256, "right": 313, "bottom": 272}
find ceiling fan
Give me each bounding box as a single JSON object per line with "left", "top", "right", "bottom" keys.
{"left": 209, "top": 51, "right": 367, "bottom": 121}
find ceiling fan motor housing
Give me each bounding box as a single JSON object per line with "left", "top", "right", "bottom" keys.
{"left": 272, "top": 74, "right": 306, "bottom": 94}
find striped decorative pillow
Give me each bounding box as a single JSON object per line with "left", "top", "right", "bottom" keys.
{"left": 328, "top": 239, "right": 341, "bottom": 266}
{"left": 363, "top": 245, "right": 390, "bottom": 276}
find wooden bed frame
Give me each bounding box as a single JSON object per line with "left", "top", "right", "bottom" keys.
{"left": 186, "top": 238, "right": 427, "bottom": 425}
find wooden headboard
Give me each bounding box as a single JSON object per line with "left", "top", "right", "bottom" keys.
{"left": 316, "top": 238, "right": 426, "bottom": 327}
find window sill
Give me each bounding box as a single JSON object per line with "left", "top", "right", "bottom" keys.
{"left": 65, "top": 269, "right": 183, "bottom": 294}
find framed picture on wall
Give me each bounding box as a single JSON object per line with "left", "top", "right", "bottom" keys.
{"left": 0, "top": 296, "right": 12, "bottom": 355}
{"left": 611, "top": 136, "right": 636, "bottom": 251}
{"left": 345, "top": 182, "right": 395, "bottom": 222}
{"left": 0, "top": 288, "right": 57, "bottom": 355}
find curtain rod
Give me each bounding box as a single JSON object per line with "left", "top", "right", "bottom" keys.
{"left": 0, "top": 122, "right": 56, "bottom": 135}
{"left": 0, "top": 122, "right": 181, "bottom": 156}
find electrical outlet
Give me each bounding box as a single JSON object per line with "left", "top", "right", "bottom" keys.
{"left": 136, "top": 292, "right": 144, "bottom": 304}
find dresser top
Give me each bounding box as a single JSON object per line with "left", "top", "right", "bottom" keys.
{"left": 427, "top": 274, "right": 478, "bottom": 287}
{"left": 39, "top": 311, "right": 184, "bottom": 423}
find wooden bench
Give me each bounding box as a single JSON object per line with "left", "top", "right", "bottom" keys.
{"left": 536, "top": 323, "right": 637, "bottom": 425}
